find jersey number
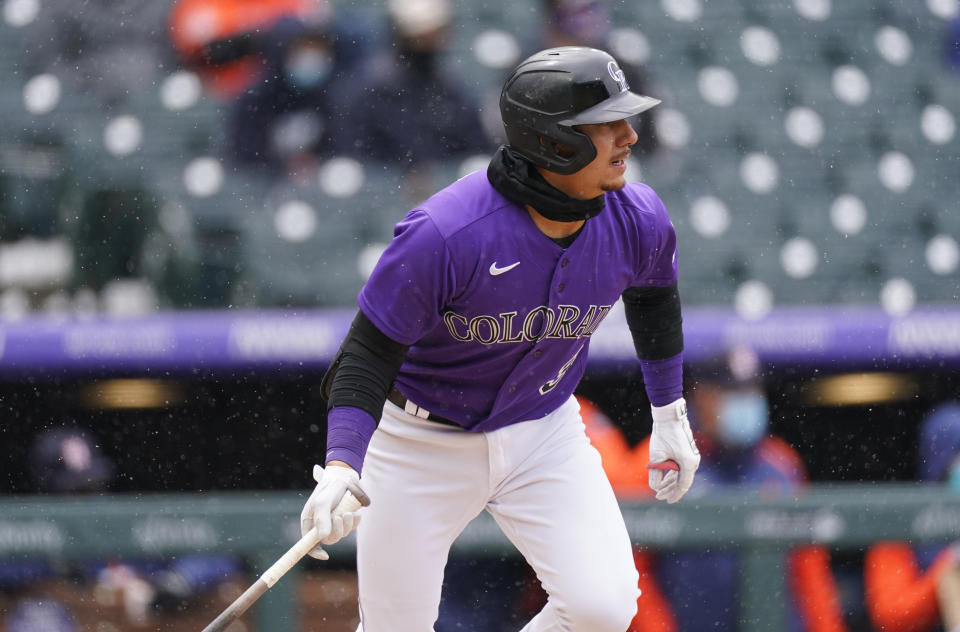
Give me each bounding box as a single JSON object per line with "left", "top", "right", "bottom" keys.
{"left": 539, "top": 345, "right": 584, "bottom": 395}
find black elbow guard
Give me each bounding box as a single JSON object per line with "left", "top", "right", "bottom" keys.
{"left": 622, "top": 284, "right": 684, "bottom": 360}
{"left": 322, "top": 311, "right": 410, "bottom": 420}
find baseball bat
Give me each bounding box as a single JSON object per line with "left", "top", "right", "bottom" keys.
{"left": 647, "top": 459, "right": 680, "bottom": 471}
{"left": 200, "top": 490, "right": 364, "bottom": 632}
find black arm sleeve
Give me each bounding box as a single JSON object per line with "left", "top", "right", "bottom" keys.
{"left": 621, "top": 283, "right": 684, "bottom": 361}
{"left": 321, "top": 310, "right": 410, "bottom": 422}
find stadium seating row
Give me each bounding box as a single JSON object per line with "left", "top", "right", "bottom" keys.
{"left": 0, "top": 0, "right": 957, "bottom": 315}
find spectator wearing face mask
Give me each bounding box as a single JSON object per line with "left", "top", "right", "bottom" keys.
{"left": 226, "top": 12, "right": 368, "bottom": 180}
{"left": 864, "top": 402, "right": 960, "bottom": 632}
{"left": 621, "top": 347, "right": 848, "bottom": 632}
{"left": 169, "top": 0, "right": 333, "bottom": 100}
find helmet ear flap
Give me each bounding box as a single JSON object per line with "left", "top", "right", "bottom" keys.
{"left": 540, "top": 127, "right": 597, "bottom": 174}
{"left": 503, "top": 121, "right": 597, "bottom": 175}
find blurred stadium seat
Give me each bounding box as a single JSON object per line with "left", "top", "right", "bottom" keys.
{"left": 1, "top": 6, "right": 959, "bottom": 629}
{"left": 0, "top": 0, "right": 957, "bottom": 316}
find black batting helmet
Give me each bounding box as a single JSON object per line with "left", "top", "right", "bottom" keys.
{"left": 500, "top": 46, "right": 660, "bottom": 175}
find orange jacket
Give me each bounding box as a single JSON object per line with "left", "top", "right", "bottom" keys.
{"left": 578, "top": 396, "right": 653, "bottom": 500}
{"left": 169, "top": 0, "right": 323, "bottom": 98}
{"left": 865, "top": 541, "right": 957, "bottom": 631}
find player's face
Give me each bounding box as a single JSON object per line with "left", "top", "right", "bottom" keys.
{"left": 542, "top": 119, "right": 638, "bottom": 199}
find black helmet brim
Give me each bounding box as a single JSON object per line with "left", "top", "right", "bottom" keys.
{"left": 563, "top": 91, "right": 661, "bottom": 126}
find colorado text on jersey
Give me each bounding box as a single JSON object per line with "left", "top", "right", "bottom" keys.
{"left": 442, "top": 304, "right": 613, "bottom": 345}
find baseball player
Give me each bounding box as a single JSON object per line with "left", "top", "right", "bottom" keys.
{"left": 300, "top": 46, "right": 700, "bottom": 631}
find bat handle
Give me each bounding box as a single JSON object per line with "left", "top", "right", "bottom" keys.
{"left": 647, "top": 459, "right": 680, "bottom": 471}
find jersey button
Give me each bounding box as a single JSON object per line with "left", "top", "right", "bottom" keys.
{"left": 508, "top": 385, "right": 517, "bottom": 393}
{"left": 557, "top": 283, "right": 565, "bottom": 292}
{"left": 561, "top": 258, "right": 569, "bottom": 267}
{"left": 533, "top": 350, "right": 543, "bottom": 358}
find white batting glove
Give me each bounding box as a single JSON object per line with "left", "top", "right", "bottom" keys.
{"left": 300, "top": 464, "right": 368, "bottom": 560}
{"left": 648, "top": 398, "right": 700, "bottom": 504}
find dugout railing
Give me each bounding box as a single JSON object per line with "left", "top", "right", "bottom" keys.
{"left": 2, "top": 485, "right": 958, "bottom": 631}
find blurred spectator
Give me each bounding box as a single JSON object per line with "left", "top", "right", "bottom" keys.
{"left": 948, "top": 16, "right": 960, "bottom": 70}
{"left": 4, "top": 597, "right": 77, "bottom": 632}
{"left": 538, "top": 0, "right": 659, "bottom": 157}
{"left": 29, "top": 427, "right": 115, "bottom": 494}
{"left": 343, "top": 0, "right": 492, "bottom": 171}
{"left": 3, "top": 427, "right": 245, "bottom": 624}
{"left": 864, "top": 402, "right": 960, "bottom": 632}
{"left": 436, "top": 555, "right": 532, "bottom": 632}
{"left": 26, "top": 0, "right": 173, "bottom": 105}
{"left": 0, "top": 428, "right": 111, "bottom": 630}
{"left": 168, "top": 0, "right": 333, "bottom": 100}
{"left": 611, "top": 347, "right": 847, "bottom": 632}
{"left": 225, "top": 14, "right": 357, "bottom": 180}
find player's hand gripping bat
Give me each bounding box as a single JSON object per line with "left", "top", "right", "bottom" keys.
{"left": 200, "top": 490, "right": 367, "bottom": 632}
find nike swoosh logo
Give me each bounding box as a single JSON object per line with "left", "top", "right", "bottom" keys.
{"left": 489, "top": 261, "right": 520, "bottom": 276}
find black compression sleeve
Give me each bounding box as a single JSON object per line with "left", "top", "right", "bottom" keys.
{"left": 622, "top": 284, "right": 684, "bottom": 360}
{"left": 323, "top": 310, "right": 410, "bottom": 421}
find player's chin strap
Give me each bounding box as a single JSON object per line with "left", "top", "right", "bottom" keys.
{"left": 487, "top": 145, "right": 605, "bottom": 223}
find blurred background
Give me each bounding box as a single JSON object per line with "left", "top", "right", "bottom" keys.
{"left": 0, "top": 0, "right": 959, "bottom": 630}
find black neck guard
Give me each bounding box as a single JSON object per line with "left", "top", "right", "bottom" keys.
{"left": 487, "top": 145, "right": 605, "bottom": 222}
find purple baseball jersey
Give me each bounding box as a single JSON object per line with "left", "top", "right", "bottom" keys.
{"left": 358, "top": 169, "right": 678, "bottom": 432}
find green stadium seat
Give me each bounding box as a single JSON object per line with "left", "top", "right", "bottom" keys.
{"left": 237, "top": 178, "right": 369, "bottom": 307}
{"left": 2, "top": 0, "right": 957, "bottom": 311}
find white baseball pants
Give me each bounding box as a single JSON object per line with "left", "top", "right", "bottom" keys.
{"left": 354, "top": 395, "right": 640, "bottom": 631}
